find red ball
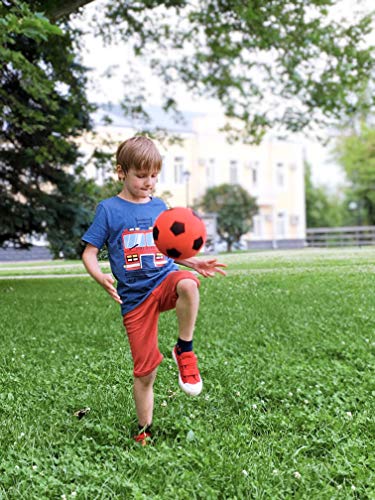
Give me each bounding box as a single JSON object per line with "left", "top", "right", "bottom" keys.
{"left": 153, "top": 207, "right": 207, "bottom": 260}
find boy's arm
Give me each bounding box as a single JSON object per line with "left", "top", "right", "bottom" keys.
{"left": 82, "top": 243, "right": 122, "bottom": 304}
{"left": 175, "top": 256, "right": 227, "bottom": 278}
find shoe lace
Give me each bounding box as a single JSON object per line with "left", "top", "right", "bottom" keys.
{"left": 177, "top": 352, "right": 200, "bottom": 383}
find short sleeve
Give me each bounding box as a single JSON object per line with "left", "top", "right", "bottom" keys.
{"left": 82, "top": 203, "right": 109, "bottom": 250}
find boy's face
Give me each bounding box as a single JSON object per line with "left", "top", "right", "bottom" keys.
{"left": 120, "top": 166, "right": 159, "bottom": 203}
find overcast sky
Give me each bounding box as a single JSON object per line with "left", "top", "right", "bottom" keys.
{"left": 74, "top": 0, "right": 374, "bottom": 190}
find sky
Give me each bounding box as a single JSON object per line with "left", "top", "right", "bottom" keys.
{"left": 74, "top": 0, "right": 374, "bottom": 190}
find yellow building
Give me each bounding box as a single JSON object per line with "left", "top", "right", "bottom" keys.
{"left": 82, "top": 105, "right": 306, "bottom": 249}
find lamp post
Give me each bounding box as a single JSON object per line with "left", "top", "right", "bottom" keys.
{"left": 183, "top": 170, "right": 191, "bottom": 207}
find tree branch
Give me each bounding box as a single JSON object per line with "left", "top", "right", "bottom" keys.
{"left": 48, "top": 0, "right": 96, "bottom": 21}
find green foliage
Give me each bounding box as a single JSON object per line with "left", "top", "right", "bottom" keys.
{"left": 2, "top": 0, "right": 374, "bottom": 253}
{"left": 46, "top": 176, "right": 124, "bottom": 259}
{"left": 0, "top": 0, "right": 93, "bottom": 250}
{"left": 197, "top": 183, "right": 258, "bottom": 251}
{"left": 90, "top": 0, "right": 375, "bottom": 143}
{"left": 304, "top": 162, "right": 345, "bottom": 228}
{"left": 0, "top": 248, "right": 374, "bottom": 497}
{"left": 335, "top": 125, "right": 375, "bottom": 225}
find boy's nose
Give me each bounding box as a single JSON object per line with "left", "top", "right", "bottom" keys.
{"left": 145, "top": 176, "right": 155, "bottom": 186}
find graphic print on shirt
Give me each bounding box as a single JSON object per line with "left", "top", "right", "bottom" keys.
{"left": 122, "top": 226, "right": 167, "bottom": 270}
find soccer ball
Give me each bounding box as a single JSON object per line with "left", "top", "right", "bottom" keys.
{"left": 153, "top": 207, "right": 207, "bottom": 260}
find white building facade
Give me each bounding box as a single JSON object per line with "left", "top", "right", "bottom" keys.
{"left": 82, "top": 105, "right": 306, "bottom": 249}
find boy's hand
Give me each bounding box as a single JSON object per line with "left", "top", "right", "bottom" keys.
{"left": 190, "top": 258, "right": 227, "bottom": 278}
{"left": 98, "top": 273, "right": 123, "bottom": 304}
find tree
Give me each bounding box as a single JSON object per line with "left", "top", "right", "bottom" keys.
{"left": 0, "top": 0, "right": 93, "bottom": 250}
{"left": 197, "top": 184, "right": 258, "bottom": 252}
{"left": 36, "top": 0, "right": 375, "bottom": 143}
{"left": 334, "top": 125, "right": 375, "bottom": 225}
{"left": 304, "top": 162, "right": 345, "bottom": 228}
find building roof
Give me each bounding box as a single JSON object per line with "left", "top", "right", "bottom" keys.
{"left": 92, "top": 103, "right": 205, "bottom": 134}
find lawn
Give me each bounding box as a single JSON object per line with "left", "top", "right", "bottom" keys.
{"left": 0, "top": 248, "right": 374, "bottom": 498}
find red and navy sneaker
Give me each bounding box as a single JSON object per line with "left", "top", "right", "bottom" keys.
{"left": 133, "top": 431, "right": 152, "bottom": 446}
{"left": 172, "top": 346, "right": 203, "bottom": 396}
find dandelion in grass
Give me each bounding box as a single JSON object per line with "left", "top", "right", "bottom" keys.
{"left": 293, "top": 471, "right": 301, "bottom": 479}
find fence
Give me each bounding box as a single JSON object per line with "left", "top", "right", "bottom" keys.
{"left": 306, "top": 226, "right": 375, "bottom": 247}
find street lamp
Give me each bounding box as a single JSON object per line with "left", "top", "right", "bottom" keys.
{"left": 183, "top": 170, "right": 191, "bottom": 207}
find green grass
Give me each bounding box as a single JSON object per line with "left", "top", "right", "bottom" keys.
{"left": 1, "top": 248, "right": 374, "bottom": 498}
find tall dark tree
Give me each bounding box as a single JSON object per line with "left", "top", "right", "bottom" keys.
{"left": 0, "top": 0, "right": 93, "bottom": 252}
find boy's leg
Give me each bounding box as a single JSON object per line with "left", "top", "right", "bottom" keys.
{"left": 157, "top": 272, "right": 203, "bottom": 396}
{"left": 134, "top": 368, "right": 157, "bottom": 428}
{"left": 175, "top": 278, "right": 200, "bottom": 342}
{"left": 173, "top": 278, "right": 202, "bottom": 396}
{"left": 123, "top": 294, "right": 163, "bottom": 441}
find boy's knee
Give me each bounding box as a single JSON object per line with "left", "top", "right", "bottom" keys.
{"left": 177, "top": 278, "right": 199, "bottom": 297}
{"left": 135, "top": 369, "right": 157, "bottom": 386}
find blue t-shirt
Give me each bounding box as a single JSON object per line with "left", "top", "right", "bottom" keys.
{"left": 82, "top": 196, "right": 178, "bottom": 315}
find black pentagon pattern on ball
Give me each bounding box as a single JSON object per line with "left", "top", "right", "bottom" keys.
{"left": 167, "top": 248, "right": 182, "bottom": 258}
{"left": 193, "top": 236, "right": 204, "bottom": 251}
{"left": 170, "top": 221, "right": 185, "bottom": 236}
{"left": 152, "top": 226, "right": 159, "bottom": 241}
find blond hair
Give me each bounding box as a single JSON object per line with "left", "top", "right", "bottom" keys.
{"left": 116, "top": 136, "right": 162, "bottom": 175}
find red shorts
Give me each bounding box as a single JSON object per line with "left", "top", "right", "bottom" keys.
{"left": 122, "top": 270, "right": 200, "bottom": 377}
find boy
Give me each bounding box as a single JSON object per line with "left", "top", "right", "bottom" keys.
{"left": 82, "top": 136, "right": 226, "bottom": 445}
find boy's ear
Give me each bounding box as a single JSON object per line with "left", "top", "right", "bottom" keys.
{"left": 116, "top": 164, "right": 125, "bottom": 180}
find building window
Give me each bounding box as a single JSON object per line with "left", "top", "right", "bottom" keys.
{"left": 276, "top": 162, "right": 285, "bottom": 188}
{"left": 229, "top": 160, "right": 238, "bottom": 184}
{"left": 276, "top": 212, "right": 287, "bottom": 237}
{"left": 290, "top": 215, "right": 299, "bottom": 226}
{"left": 159, "top": 156, "right": 166, "bottom": 184}
{"left": 253, "top": 215, "right": 262, "bottom": 237}
{"left": 174, "top": 156, "right": 185, "bottom": 184}
{"left": 251, "top": 161, "right": 259, "bottom": 186}
{"left": 206, "top": 158, "right": 215, "bottom": 187}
